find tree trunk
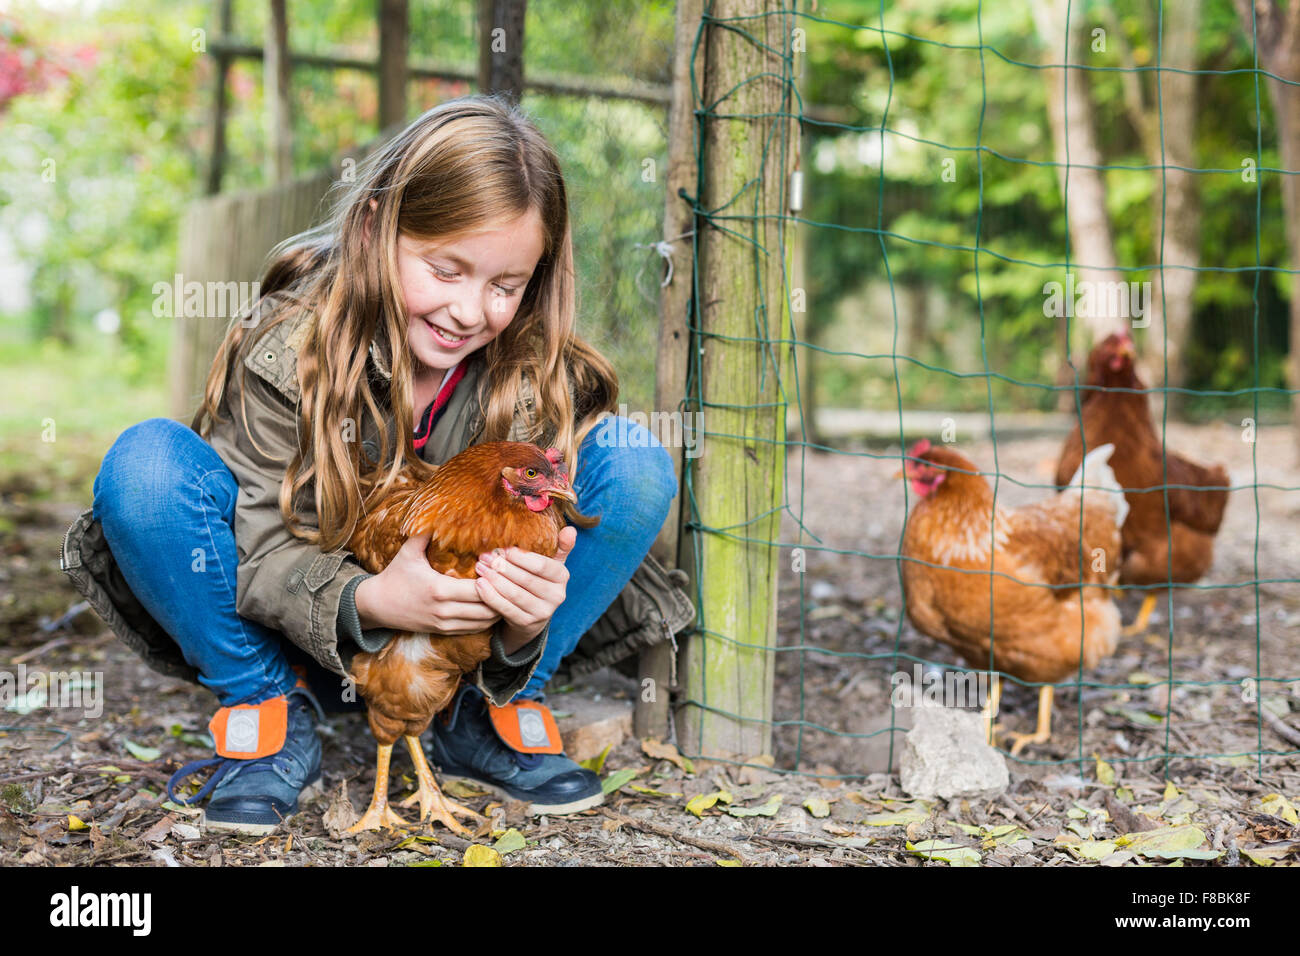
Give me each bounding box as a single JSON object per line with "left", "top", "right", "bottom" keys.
{"left": 1235, "top": 0, "right": 1300, "bottom": 455}
{"left": 1031, "top": 0, "right": 1127, "bottom": 412}
{"left": 1147, "top": 0, "right": 1201, "bottom": 402}
{"left": 1031, "top": 0, "right": 1125, "bottom": 348}
{"left": 1270, "top": 73, "right": 1300, "bottom": 454}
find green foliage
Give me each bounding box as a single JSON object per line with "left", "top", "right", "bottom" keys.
{"left": 799, "top": 0, "right": 1290, "bottom": 416}
{"left": 0, "top": 0, "right": 1291, "bottom": 430}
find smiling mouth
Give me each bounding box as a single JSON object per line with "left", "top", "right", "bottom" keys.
{"left": 424, "top": 318, "right": 470, "bottom": 346}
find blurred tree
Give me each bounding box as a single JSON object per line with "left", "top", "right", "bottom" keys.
{"left": 1234, "top": 0, "right": 1300, "bottom": 447}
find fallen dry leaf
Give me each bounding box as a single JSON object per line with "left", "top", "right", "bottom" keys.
{"left": 640, "top": 738, "right": 694, "bottom": 774}
{"left": 322, "top": 782, "right": 359, "bottom": 836}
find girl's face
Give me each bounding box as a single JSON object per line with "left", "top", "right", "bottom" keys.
{"left": 396, "top": 206, "right": 546, "bottom": 375}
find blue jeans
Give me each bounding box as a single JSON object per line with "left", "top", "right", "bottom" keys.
{"left": 92, "top": 415, "right": 676, "bottom": 708}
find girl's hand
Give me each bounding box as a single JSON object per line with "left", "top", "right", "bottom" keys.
{"left": 474, "top": 526, "right": 577, "bottom": 653}
{"left": 355, "top": 533, "right": 502, "bottom": 635}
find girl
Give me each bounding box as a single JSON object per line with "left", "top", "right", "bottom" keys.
{"left": 70, "top": 94, "right": 682, "bottom": 834}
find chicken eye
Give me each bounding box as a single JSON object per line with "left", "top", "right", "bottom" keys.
{"left": 525, "top": 468, "right": 537, "bottom": 479}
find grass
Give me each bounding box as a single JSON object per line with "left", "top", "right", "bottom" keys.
{"left": 0, "top": 324, "right": 171, "bottom": 503}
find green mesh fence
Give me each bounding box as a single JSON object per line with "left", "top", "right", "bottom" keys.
{"left": 672, "top": 1, "right": 1300, "bottom": 781}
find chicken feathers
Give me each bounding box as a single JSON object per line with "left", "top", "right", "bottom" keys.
{"left": 341, "top": 441, "right": 583, "bottom": 832}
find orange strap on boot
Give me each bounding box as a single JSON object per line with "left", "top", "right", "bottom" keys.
{"left": 487, "top": 699, "right": 563, "bottom": 755}
{"left": 208, "top": 696, "right": 289, "bottom": 759}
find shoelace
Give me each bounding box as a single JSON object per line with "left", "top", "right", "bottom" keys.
{"left": 166, "top": 687, "right": 326, "bottom": 806}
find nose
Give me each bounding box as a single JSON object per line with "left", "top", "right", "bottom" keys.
{"left": 446, "top": 284, "right": 484, "bottom": 331}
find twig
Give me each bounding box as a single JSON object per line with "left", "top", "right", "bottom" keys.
{"left": 10, "top": 636, "right": 71, "bottom": 665}
{"left": 750, "top": 830, "right": 896, "bottom": 855}
{"left": 0, "top": 762, "right": 171, "bottom": 786}
{"left": 1260, "top": 707, "right": 1300, "bottom": 749}
{"left": 86, "top": 846, "right": 149, "bottom": 867}
{"left": 600, "top": 808, "right": 753, "bottom": 865}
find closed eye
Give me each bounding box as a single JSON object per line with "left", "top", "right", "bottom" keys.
{"left": 430, "top": 265, "right": 517, "bottom": 296}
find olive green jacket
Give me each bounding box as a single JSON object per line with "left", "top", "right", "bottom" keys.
{"left": 59, "top": 308, "right": 695, "bottom": 705}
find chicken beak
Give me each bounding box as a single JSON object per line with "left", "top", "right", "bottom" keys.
{"left": 892, "top": 468, "right": 905, "bottom": 480}
{"left": 547, "top": 483, "right": 578, "bottom": 504}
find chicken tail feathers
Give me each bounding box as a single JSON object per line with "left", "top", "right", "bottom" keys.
{"left": 1067, "top": 443, "right": 1129, "bottom": 528}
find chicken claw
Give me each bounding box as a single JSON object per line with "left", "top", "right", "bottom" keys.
{"left": 399, "top": 735, "right": 483, "bottom": 836}
{"left": 348, "top": 743, "right": 412, "bottom": 833}
{"left": 349, "top": 801, "right": 411, "bottom": 833}
{"left": 1003, "top": 686, "right": 1054, "bottom": 756}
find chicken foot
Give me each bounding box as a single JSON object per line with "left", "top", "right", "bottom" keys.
{"left": 348, "top": 743, "right": 412, "bottom": 832}
{"left": 398, "top": 735, "right": 483, "bottom": 836}
{"left": 1121, "top": 593, "right": 1159, "bottom": 638}
{"left": 1004, "top": 686, "right": 1054, "bottom": 756}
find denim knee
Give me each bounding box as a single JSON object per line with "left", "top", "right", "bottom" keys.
{"left": 95, "top": 417, "right": 225, "bottom": 524}
{"left": 580, "top": 416, "right": 678, "bottom": 524}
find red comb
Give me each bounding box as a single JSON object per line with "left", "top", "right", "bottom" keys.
{"left": 908, "top": 439, "right": 932, "bottom": 458}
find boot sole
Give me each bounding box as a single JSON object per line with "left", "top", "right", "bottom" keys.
{"left": 438, "top": 773, "right": 605, "bottom": 816}
{"left": 201, "top": 775, "right": 325, "bottom": 836}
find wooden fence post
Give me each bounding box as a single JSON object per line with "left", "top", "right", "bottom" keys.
{"left": 676, "top": 0, "right": 799, "bottom": 758}
{"left": 636, "top": 0, "right": 705, "bottom": 743}
{"left": 478, "top": 0, "right": 527, "bottom": 102}
{"left": 377, "top": 0, "right": 410, "bottom": 129}
{"left": 264, "top": 0, "right": 293, "bottom": 184}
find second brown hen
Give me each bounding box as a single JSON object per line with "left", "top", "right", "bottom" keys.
{"left": 1056, "top": 332, "right": 1229, "bottom": 634}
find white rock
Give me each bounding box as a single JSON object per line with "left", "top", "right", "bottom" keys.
{"left": 898, "top": 704, "right": 1008, "bottom": 801}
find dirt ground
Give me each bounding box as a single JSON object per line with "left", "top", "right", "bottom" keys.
{"left": 1, "top": 423, "right": 1297, "bottom": 866}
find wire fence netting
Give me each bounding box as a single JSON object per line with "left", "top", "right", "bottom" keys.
{"left": 670, "top": 0, "right": 1300, "bottom": 781}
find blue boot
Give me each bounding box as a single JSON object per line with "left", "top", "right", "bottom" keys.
{"left": 167, "top": 686, "right": 325, "bottom": 835}
{"left": 429, "top": 685, "right": 604, "bottom": 816}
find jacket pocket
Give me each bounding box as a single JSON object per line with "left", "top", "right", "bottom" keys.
{"left": 562, "top": 552, "right": 696, "bottom": 680}
{"left": 305, "top": 551, "right": 346, "bottom": 591}
{"left": 60, "top": 508, "right": 198, "bottom": 682}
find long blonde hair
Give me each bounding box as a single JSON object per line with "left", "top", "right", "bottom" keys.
{"left": 192, "top": 94, "right": 618, "bottom": 552}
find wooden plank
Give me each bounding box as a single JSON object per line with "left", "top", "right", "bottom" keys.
{"left": 636, "top": 0, "right": 705, "bottom": 743}
{"left": 377, "top": 0, "right": 409, "bottom": 129}
{"left": 677, "top": 0, "right": 798, "bottom": 758}
{"left": 168, "top": 169, "right": 336, "bottom": 420}
{"left": 204, "top": 38, "right": 856, "bottom": 123}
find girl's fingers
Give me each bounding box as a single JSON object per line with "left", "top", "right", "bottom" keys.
{"left": 432, "top": 600, "right": 500, "bottom": 623}
{"left": 475, "top": 555, "right": 564, "bottom": 603}
{"left": 553, "top": 526, "right": 577, "bottom": 564}
{"left": 483, "top": 548, "right": 569, "bottom": 587}
{"left": 479, "top": 547, "right": 569, "bottom": 584}
{"left": 435, "top": 621, "right": 498, "bottom": 636}
{"left": 431, "top": 573, "right": 484, "bottom": 602}
{"left": 475, "top": 574, "right": 549, "bottom": 625}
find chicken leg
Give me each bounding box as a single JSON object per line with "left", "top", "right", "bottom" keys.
{"left": 397, "top": 735, "right": 483, "bottom": 836}
{"left": 348, "top": 743, "right": 411, "bottom": 832}
{"left": 1003, "top": 685, "right": 1054, "bottom": 756}
{"left": 980, "top": 674, "right": 1003, "bottom": 744}
{"left": 1121, "top": 593, "right": 1159, "bottom": 638}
